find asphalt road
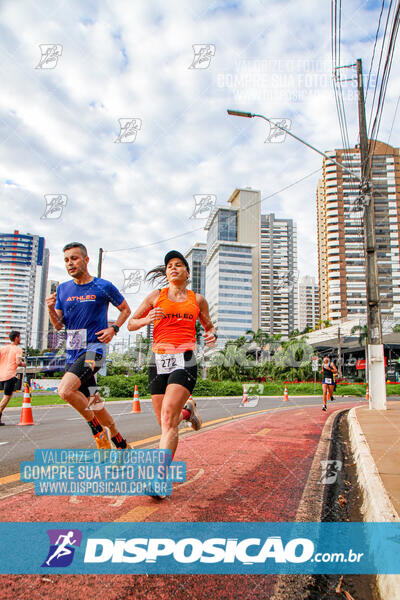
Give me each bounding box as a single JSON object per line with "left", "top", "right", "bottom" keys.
{"left": 0, "top": 395, "right": 367, "bottom": 478}
{"left": 0, "top": 398, "right": 364, "bottom": 600}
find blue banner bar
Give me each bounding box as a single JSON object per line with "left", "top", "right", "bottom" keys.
{"left": 0, "top": 522, "right": 399, "bottom": 574}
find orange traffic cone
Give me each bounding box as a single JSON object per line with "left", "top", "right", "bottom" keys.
{"left": 18, "top": 382, "right": 34, "bottom": 426}
{"left": 365, "top": 384, "right": 369, "bottom": 401}
{"left": 241, "top": 384, "right": 248, "bottom": 405}
{"left": 283, "top": 384, "right": 289, "bottom": 402}
{"left": 131, "top": 384, "right": 141, "bottom": 413}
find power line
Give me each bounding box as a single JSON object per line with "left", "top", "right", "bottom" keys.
{"left": 367, "top": 0, "right": 395, "bottom": 141}
{"left": 104, "top": 168, "right": 323, "bottom": 254}
{"left": 369, "top": 0, "right": 400, "bottom": 156}
{"left": 365, "top": 0, "right": 387, "bottom": 101}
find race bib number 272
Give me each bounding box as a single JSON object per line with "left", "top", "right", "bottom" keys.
{"left": 155, "top": 353, "right": 185, "bottom": 375}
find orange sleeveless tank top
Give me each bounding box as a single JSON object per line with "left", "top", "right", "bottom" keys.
{"left": 152, "top": 287, "right": 200, "bottom": 354}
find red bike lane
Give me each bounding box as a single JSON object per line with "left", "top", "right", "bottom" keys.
{"left": 0, "top": 401, "right": 359, "bottom": 599}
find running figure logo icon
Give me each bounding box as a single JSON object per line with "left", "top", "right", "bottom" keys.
{"left": 188, "top": 44, "right": 216, "bottom": 69}
{"left": 42, "top": 529, "right": 82, "bottom": 567}
{"left": 35, "top": 44, "right": 63, "bottom": 69}
{"left": 121, "top": 269, "right": 146, "bottom": 293}
{"left": 264, "top": 118, "right": 291, "bottom": 143}
{"left": 319, "top": 460, "right": 343, "bottom": 484}
{"left": 41, "top": 194, "right": 68, "bottom": 220}
{"left": 190, "top": 195, "right": 216, "bottom": 219}
{"left": 114, "top": 118, "right": 142, "bottom": 143}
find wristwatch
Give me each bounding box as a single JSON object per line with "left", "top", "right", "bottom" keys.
{"left": 111, "top": 325, "right": 119, "bottom": 334}
{"left": 212, "top": 331, "right": 218, "bottom": 340}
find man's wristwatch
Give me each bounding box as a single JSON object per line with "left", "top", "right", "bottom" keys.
{"left": 111, "top": 325, "right": 119, "bottom": 334}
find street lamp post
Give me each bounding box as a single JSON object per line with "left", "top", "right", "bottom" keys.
{"left": 227, "top": 106, "right": 386, "bottom": 410}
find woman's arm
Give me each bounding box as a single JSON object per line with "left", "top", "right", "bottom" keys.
{"left": 196, "top": 294, "right": 217, "bottom": 346}
{"left": 127, "top": 290, "right": 162, "bottom": 331}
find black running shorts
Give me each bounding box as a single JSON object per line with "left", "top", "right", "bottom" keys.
{"left": 65, "top": 350, "right": 105, "bottom": 398}
{"left": 0, "top": 376, "right": 19, "bottom": 396}
{"left": 148, "top": 350, "right": 197, "bottom": 395}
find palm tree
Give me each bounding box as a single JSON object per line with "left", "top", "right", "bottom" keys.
{"left": 246, "top": 328, "right": 269, "bottom": 364}
{"left": 272, "top": 335, "right": 313, "bottom": 380}
{"left": 288, "top": 329, "right": 301, "bottom": 339}
{"left": 351, "top": 324, "right": 368, "bottom": 382}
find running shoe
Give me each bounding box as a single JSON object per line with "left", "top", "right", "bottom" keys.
{"left": 94, "top": 430, "right": 111, "bottom": 449}
{"left": 322, "top": 405, "right": 327, "bottom": 412}
{"left": 183, "top": 398, "right": 202, "bottom": 431}
{"left": 330, "top": 396, "right": 334, "bottom": 402}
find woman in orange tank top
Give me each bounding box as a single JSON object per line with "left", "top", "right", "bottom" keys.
{"left": 128, "top": 250, "right": 216, "bottom": 495}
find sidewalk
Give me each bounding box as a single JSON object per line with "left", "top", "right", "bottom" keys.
{"left": 349, "top": 400, "right": 400, "bottom": 520}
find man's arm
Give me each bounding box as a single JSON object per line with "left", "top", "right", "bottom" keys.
{"left": 95, "top": 299, "right": 131, "bottom": 343}
{"left": 46, "top": 292, "right": 64, "bottom": 331}
{"left": 16, "top": 356, "right": 26, "bottom": 368}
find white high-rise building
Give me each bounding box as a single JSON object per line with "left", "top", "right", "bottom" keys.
{"left": 203, "top": 190, "right": 300, "bottom": 343}
{"left": 297, "top": 275, "right": 319, "bottom": 331}
{"left": 205, "top": 188, "right": 261, "bottom": 345}
{"left": 260, "top": 214, "right": 298, "bottom": 336}
{"left": 0, "top": 230, "right": 49, "bottom": 348}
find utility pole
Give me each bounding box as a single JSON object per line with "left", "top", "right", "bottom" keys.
{"left": 357, "top": 58, "right": 386, "bottom": 410}
{"left": 97, "top": 248, "right": 103, "bottom": 278}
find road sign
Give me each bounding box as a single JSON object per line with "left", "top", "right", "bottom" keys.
{"left": 312, "top": 356, "right": 319, "bottom": 372}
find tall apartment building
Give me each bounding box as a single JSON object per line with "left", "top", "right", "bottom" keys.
{"left": 317, "top": 141, "right": 400, "bottom": 321}
{"left": 185, "top": 242, "right": 207, "bottom": 295}
{"left": 260, "top": 213, "right": 298, "bottom": 336}
{"left": 297, "top": 275, "right": 319, "bottom": 331}
{"left": 0, "top": 230, "right": 49, "bottom": 348}
{"left": 204, "top": 188, "right": 261, "bottom": 345}
{"left": 204, "top": 188, "right": 299, "bottom": 342}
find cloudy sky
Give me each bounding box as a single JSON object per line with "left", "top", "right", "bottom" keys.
{"left": 1, "top": 0, "right": 399, "bottom": 337}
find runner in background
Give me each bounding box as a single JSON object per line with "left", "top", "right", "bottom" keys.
{"left": 46, "top": 242, "right": 131, "bottom": 449}
{"left": 128, "top": 250, "right": 217, "bottom": 488}
{"left": 0, "top": 331, "right": 26, "bottom": 425}
{"left": 321, "top": 356, "right": 337, "bottom": 411}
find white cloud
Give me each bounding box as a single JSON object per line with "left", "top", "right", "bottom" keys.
{"left": 0, "top": 0, "right": 398, "bottom": 337}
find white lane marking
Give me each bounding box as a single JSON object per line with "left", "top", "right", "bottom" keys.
{"left": 0, "top": 442, "right": 9, "bottom": 446}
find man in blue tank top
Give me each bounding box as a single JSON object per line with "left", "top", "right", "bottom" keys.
{"left": 46, "top": 242, "right": 131, "bottom": 449}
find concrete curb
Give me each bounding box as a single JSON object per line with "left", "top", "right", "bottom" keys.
{"left": 271, "top": 408, "right": 344, "bottom": 599}
{"left": 347, "top": 406, "right": 400, "bottom": 600}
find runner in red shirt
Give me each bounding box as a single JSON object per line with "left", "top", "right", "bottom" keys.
{"left": 0, "top": 331, "right": 26, "bottom": 425}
